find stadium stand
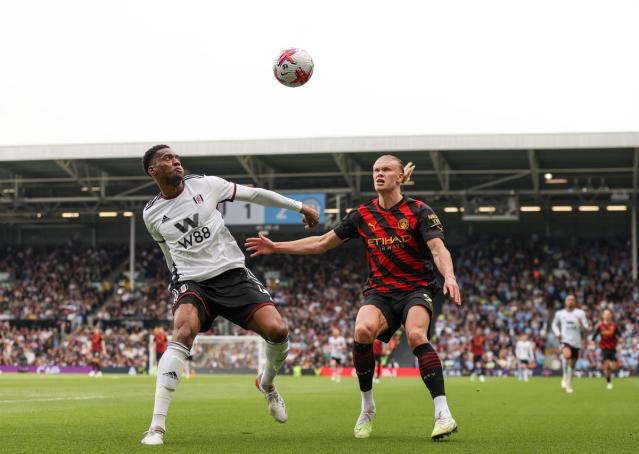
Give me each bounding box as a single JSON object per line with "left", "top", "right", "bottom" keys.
{"left": 1, "top": 239, "right": 637, "bottom": 375}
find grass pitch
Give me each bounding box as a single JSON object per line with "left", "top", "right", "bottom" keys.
{"left": 0, "top": 374, "right": 637, "bottom": 453}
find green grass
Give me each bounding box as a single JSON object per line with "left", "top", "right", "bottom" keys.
{"left": 0, "top": 374, "right": 637, "bottom": 453}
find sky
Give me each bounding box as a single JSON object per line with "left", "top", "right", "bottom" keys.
{"left": 0, "top": 0, "right": 638, "bottom": 146}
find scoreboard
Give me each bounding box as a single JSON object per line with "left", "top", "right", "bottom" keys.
{"left": 218, "top": 193, "right": 325, "bottom": 226}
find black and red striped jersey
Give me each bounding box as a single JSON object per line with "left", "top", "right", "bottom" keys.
{"left": 593, "top": 322, "right": 621, "bottom": 350}
{"left": 333, "top": 196, "right": 444, "bottom": 294}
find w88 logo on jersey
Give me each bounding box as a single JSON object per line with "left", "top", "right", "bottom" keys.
{"left": 177, "top": 227, "right": 211, "bottom": 249}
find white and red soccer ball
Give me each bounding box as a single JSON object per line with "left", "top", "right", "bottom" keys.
{"left": 273, "top": 48, "right": 314, "bottom": 87}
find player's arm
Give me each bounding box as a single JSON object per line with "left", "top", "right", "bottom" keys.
{"left": 245, "top": 230, "right": 345, "bottom": 257}
{"left": 591, "top": 324, "right": 601, "bottom": 341}
{"left": 234, "top": 184, "right": 319, "bottom": 229}
{"left": 101, "top": 339, "right": 107, "bottom": 356}
{"left": 246, "top": 208, "right": 358, "bottom": 256}
{"left": 427, "top": 237, "right": 461, "bottom": 305}
{"left": 551, "top": 313, "right": 561, "bottom": 340}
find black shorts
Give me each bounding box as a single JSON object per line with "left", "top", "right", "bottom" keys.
{"left": 92, "top": 351, "right": 101, "bottom": 360}
{"left": 363, "top": 287, "right": 435, "bottom": 343}
{"left": 156, "top": 351, "right": 165, "bottom": 362}
{"left": 374, "top": 354, "right": 383, "bottom": 363}
{"left": 601, "top": 349, "right": 617, "bottom": 362}
{"left": 473, "top": 354, "right": 483, "bottom": 364}
{"left": 171, "top": 267, "right": 273, "bottom": 332}
{"left": 561, "top": 343, "right": 580, "bottom": 360}
{"left": 519, "top": 359, "right": 530, "bottom": 365}
{"left": 331, "top": 356, "right": 343, "bottom": 366}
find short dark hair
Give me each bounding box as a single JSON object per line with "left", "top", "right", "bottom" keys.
{"left": 143, "top": 144, "right": 170, "bottom": 175}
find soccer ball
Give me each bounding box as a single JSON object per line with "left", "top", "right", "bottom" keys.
{"left": 273, "top": 48, "right": 314, "bottom": 87}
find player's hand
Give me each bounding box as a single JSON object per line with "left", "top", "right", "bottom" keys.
{"left": 244, "top": 233, "right": 276, "bottom": 257}
{"left": 443, "top": 275, "right": 461, "bottom": 305}
{"left": 300, "top": 204, "right": 319, "bottom": 229}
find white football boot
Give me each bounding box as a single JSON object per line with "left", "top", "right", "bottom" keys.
{"left": 255, "top": 374, "right": 288, "bottom": 423}
{"left": 353, "top": 409, "right": 376, "bottom": 439}
{"left": 141, "top": 427, "right": 165, "bottom": 445}
{"left": 431, "top": 410, "right": 458, "bottom": 441}
{"left": 607, "top": 382, "right": 613, "bottom": 390}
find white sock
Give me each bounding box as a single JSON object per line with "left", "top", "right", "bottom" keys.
{"left": 361, "top": 390, "right": 375, "bottom": 412}
{"left": 561, "top": 358, "right": 568, "bottom": 381}
{"left": 261, "top": 337, "right": 289, "bottom": 388}
{"left": 566, "top": 366, "right": 573, "bottom": 387}
{"left": 150, "top": 341, "right": 190, "bottom": 430}
{"left": 434, "top": 395, "right": 450, "bottom": 417}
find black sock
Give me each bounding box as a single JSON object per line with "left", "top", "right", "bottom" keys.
{"left": 606, "top": 375, "right": 611, "bottom": 383}
{"left": 352, "top": 342, "right": 375, "bottom": 392}
{"left": 414, "top": 343, "right": 445, "bottom": 399}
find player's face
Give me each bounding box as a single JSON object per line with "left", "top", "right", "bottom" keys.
{"left": 565, "top": 295, "right": 576, "bottom": 310}
{"left": 149, "top": 148, "right": 184, "bottom": 184}
{"left": 373, "top": 157, "right": 403, "bottom": 193}
{"left": 603, "top": 310, "right": 612, "bottom": 322}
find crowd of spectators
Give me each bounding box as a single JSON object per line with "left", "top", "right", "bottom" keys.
{"left": 0, "top": 322, "right": 148, "bottom": 370}
{"left": 0, "top": 245, "right": 126, "bottom": 322}
{"left": 1, "top": 237, "right": 638, "bottom": 375}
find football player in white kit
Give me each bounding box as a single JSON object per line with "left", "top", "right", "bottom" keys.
{"left": 140, "top": 145, "right": 319, "bottom": 445}
{"left": 328, "top": 326, "right": 347, "bottom": 383}
{"left": 551, "top": 295, "right": 589, "bottom": 394}
{"left": 515, "top": 333, "right": 535, "bottom": 382}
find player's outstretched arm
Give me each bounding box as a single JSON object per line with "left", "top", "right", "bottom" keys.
{"left": 234, "top": 184, "right": 319, "bottom": 228}
{"left": 426, "top": 237, "right": 461, "bottom": 305}
{"left": 551, "top": 314, "right": 561, "bottom": 340}
{"left": 245, "top": 230, "right": 345, "bottom": 257}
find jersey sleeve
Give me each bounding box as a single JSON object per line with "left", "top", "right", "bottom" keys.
{"left": 417, "top": 204, "right": 445, "bottom": 242}
{"left": 143, "top": 210, "right": 164, "bottom": 242}
{"left": 333, "top": 210, "right": 360, "bottom": 241}
{"left": 206, "top": 175, "right": 237, "bottom": 203}
{"left": 592, "top": 324, "right": 601, "bottom": 340}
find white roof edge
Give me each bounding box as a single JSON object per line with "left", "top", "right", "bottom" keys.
{"left": 1, "top": 132, "right": 638, "bottom": 161}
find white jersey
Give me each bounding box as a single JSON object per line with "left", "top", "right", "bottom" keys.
{"left": 515, "top": 340, "right": 535, "bottom": 361}
{"left": 328, "top": 335, "right": 346, "bottom": 359}
{"left": 552, "top": 308, "right": 589, "bottom": 349}
{"left": 143, "top": 175, "right": 301, "bottom": 283}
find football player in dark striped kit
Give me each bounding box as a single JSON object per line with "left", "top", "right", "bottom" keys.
{"left": 245, "top": 154, "right": 462, "bottom": 441}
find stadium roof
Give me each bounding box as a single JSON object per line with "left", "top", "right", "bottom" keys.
{"left": 0, "top": 132, "right": 638, "bottom": 221}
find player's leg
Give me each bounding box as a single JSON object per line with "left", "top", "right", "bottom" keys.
{"left": 404, "top": 305, "right": 457, "bottom": 440}
{"left": 564, "top": 347, "right": 576, "bottom": 393}
{"left": 247, "top": 304, "right": 290, "bottom": 423}
{"left": 336, "top": 358, "right": 343, "bottom": 383}
{"left": 374, "top": 355, "right": 382, "bottom": 383}
{"left": 352, "top": 304, "right": 388, "bottom": 438}
{"left": 247, "top": 304, "right": 289, "bottom": 388}
{"left": 560, "top": 345, "right": 570, "bottom": 389}
{"left": 142, "top": 302, "right": 200, "bottom": 445}
{"left": 330, "top": 357, "right": 337, "bottom": 381}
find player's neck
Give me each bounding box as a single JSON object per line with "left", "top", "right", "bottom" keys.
{"left": 158, "top": 180, "right": 185, "bottom": 199}
{"left": 377, "top": 191, "right": 403, "bottom": 209}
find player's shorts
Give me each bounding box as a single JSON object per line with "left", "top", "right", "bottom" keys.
{"left": 91, "top": 351, "right": 101, "bottom": 360}
{"left": 171, "top": 267, "right": 273, "bottom": 332}
{"left": 156, "top": 350, "right": 165, "bottom": 362}
{"left": 518, "top": 359, "right": 530, "bottom": 365}
{"left": 601, "top": 349, "right": 617, "bottom": 362}
{"left": 331, "top": 356, "right": 343, "bottom": 366}
{"left": 561, "top": 343, "right": 580, "bottom": 360}
{"left": 363, "top": 287, "right": 435, "bottom": 343}
{"left": 374, "top": 354, "right": 383, "bottom": 363}
{"left": 473, "top": 354, "right": 483, "bottom": 364}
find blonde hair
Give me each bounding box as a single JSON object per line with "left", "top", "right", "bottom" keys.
{"left": 376, "top": 154, "right": 415, "bottom": 184}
